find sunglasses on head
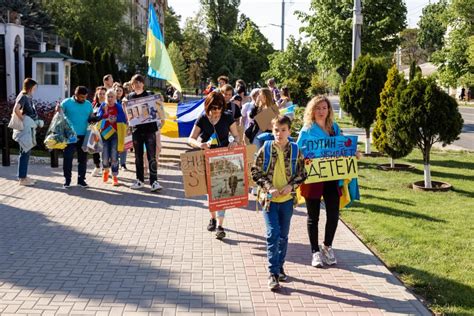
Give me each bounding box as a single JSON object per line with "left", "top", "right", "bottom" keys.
{"left": 209, "top": 105, "right": 223, "bottom": 111}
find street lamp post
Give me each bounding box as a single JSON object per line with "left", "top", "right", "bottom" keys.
{"left": 351, "top": 0, "right": 362, "bottom": 70}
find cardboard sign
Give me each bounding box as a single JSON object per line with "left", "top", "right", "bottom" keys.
{"left": 254, "top": 107, "right": 278, "bottom": 132}
{"left": 125, "top": 95, "right": 164, "bottom": 127}
{"left": 180, "top": 144, "right": 257, "bottom": 197}
{"left": 180, "top": 150, "right": 208, "bottom": 197}
{"left": 205, "top": 146, "right": 249, "bottom": 211}
{"left": 246, "top": 144, "right": 256, "bottom": 186}
{"left": 124, "top": 128, "right": 133, "bottom": 150}
{"left": 302, "top": 135, "right": 359, "bottom": 184}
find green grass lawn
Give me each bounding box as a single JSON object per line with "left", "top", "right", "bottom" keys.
{"left": 335, "top": 115, "right": 358, "bottom": 128}
{"left": 341, "top": 149, "right": 474, "bottom": 315}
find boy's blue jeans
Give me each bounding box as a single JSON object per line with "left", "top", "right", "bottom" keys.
{"left": 262, "top": 199, "right": 294, "bottom": 275}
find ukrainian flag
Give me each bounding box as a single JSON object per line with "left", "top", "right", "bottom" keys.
{"left": 280, "top": 104, "right": 296, "bottom": 116}
{"left": 146, "top": 4, "right": 182, "bottom": 91}
{"left": 207, "top": 132, "right": 219, "bottom": 146}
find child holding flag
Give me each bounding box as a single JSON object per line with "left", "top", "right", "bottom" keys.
{"left": 97, "top": 89, "right": 127, "bottom": 186}
{"left": 188, "top": 91, "right": 241, "bottom": 239}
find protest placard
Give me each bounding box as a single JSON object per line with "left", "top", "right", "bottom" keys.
{"left": 125, "top": 95, "right": 164, "bottom": 127}
{"left": 205, "top": 145, "right": 248, "bottom": 211}
{"left": 124, "top": 128, "right": 133, "bottom": 150}
{"left": 254, "top": 107, "right": 278, "bottom": 132}
{"left": 180, "top": 150, "right": 207, "bottom": 197}
{"left": 180, "top": 145, "right": 256, "bottom": 197}
{"left": 302, "top": 135, "right": 359, "bottom": 184}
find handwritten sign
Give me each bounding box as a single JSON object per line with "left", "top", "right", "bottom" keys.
{"left": 180, "top": 144, "right": 257, "bottom": 197}
{"left": 180, "top": 150, "right": 207, "bottom": 197}
{"left": 301, "top": 135, "right": 358, "bottom": 184}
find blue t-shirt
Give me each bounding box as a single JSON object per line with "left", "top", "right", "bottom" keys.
{"left": 61, "top": 97, "right": 93, "bottom": 136}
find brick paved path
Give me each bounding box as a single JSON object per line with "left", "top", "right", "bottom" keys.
{"left": 0, "top": 137, "right": 431, "bottom": 315}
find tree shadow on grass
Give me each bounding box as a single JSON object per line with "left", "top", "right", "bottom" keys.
{"left": 351, "top": 202, "right": 446, "bottom": 222}
{"left": 362, "top": 194, "right": 416, "bottom": 206}
{"left": 0, "top": 205, "right": 230, "bottom": 313}
{"left": 407, "top": 158, "right": 474, "bottom": 171}
{"left": 392, "top": 264, "right": 474, "bottom": 315}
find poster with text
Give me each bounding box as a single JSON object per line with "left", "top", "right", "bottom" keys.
{"left": 302, "top": 135, "right": 359, "bottom": 184}
{"left": 125, "top": 95, "right": 163, "bottom": 127}
{"left": 205, "top": 145, "right": 248, "bottom": 211}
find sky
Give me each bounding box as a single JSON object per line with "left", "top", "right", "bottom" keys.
{"left": 167, "top": 0, "right": 436, "bottom": 50}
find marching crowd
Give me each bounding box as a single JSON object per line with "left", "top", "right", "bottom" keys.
{"left": 11, "top": 74, "right": 359, "bottom": 291}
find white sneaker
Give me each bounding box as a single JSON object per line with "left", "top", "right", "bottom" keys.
{"left": 320, "top": 245, "right": 337, "bottom": 265}
{"left": 150, "top": 181, "right": 163, "bottom": 192}
{"left": 91, "top": 167, "right": 101, "bottom": 177}
{"left": 311, "top": 252, "right": 324, "bottom": 268}
{"left": 130, "top": 180, "right": 144, "bottom": 189}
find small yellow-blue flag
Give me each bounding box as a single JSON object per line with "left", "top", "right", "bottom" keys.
{"left": 145, "top": 4, "right": 182, "bottom": 91}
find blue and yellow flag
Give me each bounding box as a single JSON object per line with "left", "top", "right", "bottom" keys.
{"left": 207, "top": 132, "right": 219, "bottom": 146}
{"left": 145, "top": 4, "right": 182, "bottom": 91}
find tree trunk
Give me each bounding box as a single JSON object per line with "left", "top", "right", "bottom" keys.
{"left": 365, "top": 128, "right": 371, "bottom": 154}
{"left": 390, "top": 157, "right": 395, "bottom": 168}
{"left": 338, "top": 107, "right": 343, "bottom": 119}
{"left": 423, "top": 145, "right": 432, "bottom": 188}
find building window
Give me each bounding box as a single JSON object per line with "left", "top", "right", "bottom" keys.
{"left": 37, "top": 62, "right": 59, "bottom": 85}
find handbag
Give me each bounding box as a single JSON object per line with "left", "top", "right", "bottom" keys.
{"left": 8, "top": 112, "right": 24, "bottom": 130}
{"left": 245, "top": 121, "right": 259, "bottom": 143}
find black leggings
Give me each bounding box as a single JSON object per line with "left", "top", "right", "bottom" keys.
{"left": 305, "top": 181, "right": 340, "bottom": 253}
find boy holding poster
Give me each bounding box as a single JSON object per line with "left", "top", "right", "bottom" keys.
{"left": 251, "top": 116, "right": 306, "bottom": 290}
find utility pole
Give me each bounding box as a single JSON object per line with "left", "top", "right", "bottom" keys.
{"left": 281, "top": 0, "right": 285, "bottom": 51}
{"left": 351, "top": 0, "right": 362, "bottom": 70}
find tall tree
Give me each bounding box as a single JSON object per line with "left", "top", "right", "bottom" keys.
{"left": 297, "top": 0, "right": 406, "bottom": 81}
{"left": 340, "top": 55, "right": 388, "bottom": 154}
{"left": 182, "top": 15, "right": 209, "bottom": 89}
{"left": 373, "top": 64, "right": 411, "bottom": 167}
{"left": 71, "top": 34, "right": 90, "bottom": 89}
{"left": 168, "top": 42, "right": 188, "bottom": 89}
{"left": 44, "top": 0, "right": 140, "bottom": 61}
{"left": 200, "top": 0, "right": 240, "bottom": 34}
{"left": 0, "top": 0, "right": 54, "bottom": 31}
{"left": 400, "top": 28, "right": 426, "bottom": 65}
{"left": 233, "top": 15, "right": 274, "bottom": 84}
{"left": 262, "top": 36, "right": 316, "bottom": 106}
{"left": 85, "top": 43, "right": 98, "bottom": 89}
{"left": 432, "top": 0, "right": 474, "bottom": 86}
{"left": 206, "top": 34, "right": 239, "bottom": 81}
{"left": 417, "top": 0, "right": 448, "bottom": 57}
{"left": 391, "top": 77, "right": 463, "bottom": 188}
{"left": 164, "top": 6, "right": 184, "bottom": 47}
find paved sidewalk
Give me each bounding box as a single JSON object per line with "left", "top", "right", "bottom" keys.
{"left": 0, "top": 137, "right": 431, "bottom": 315}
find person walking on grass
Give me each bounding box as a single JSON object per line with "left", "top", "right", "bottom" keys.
{"left": 252, "top": 115, "right": 306, "bottom": 290}
{"left": 188, "top": 91, "right": 241, "bottom": 240}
